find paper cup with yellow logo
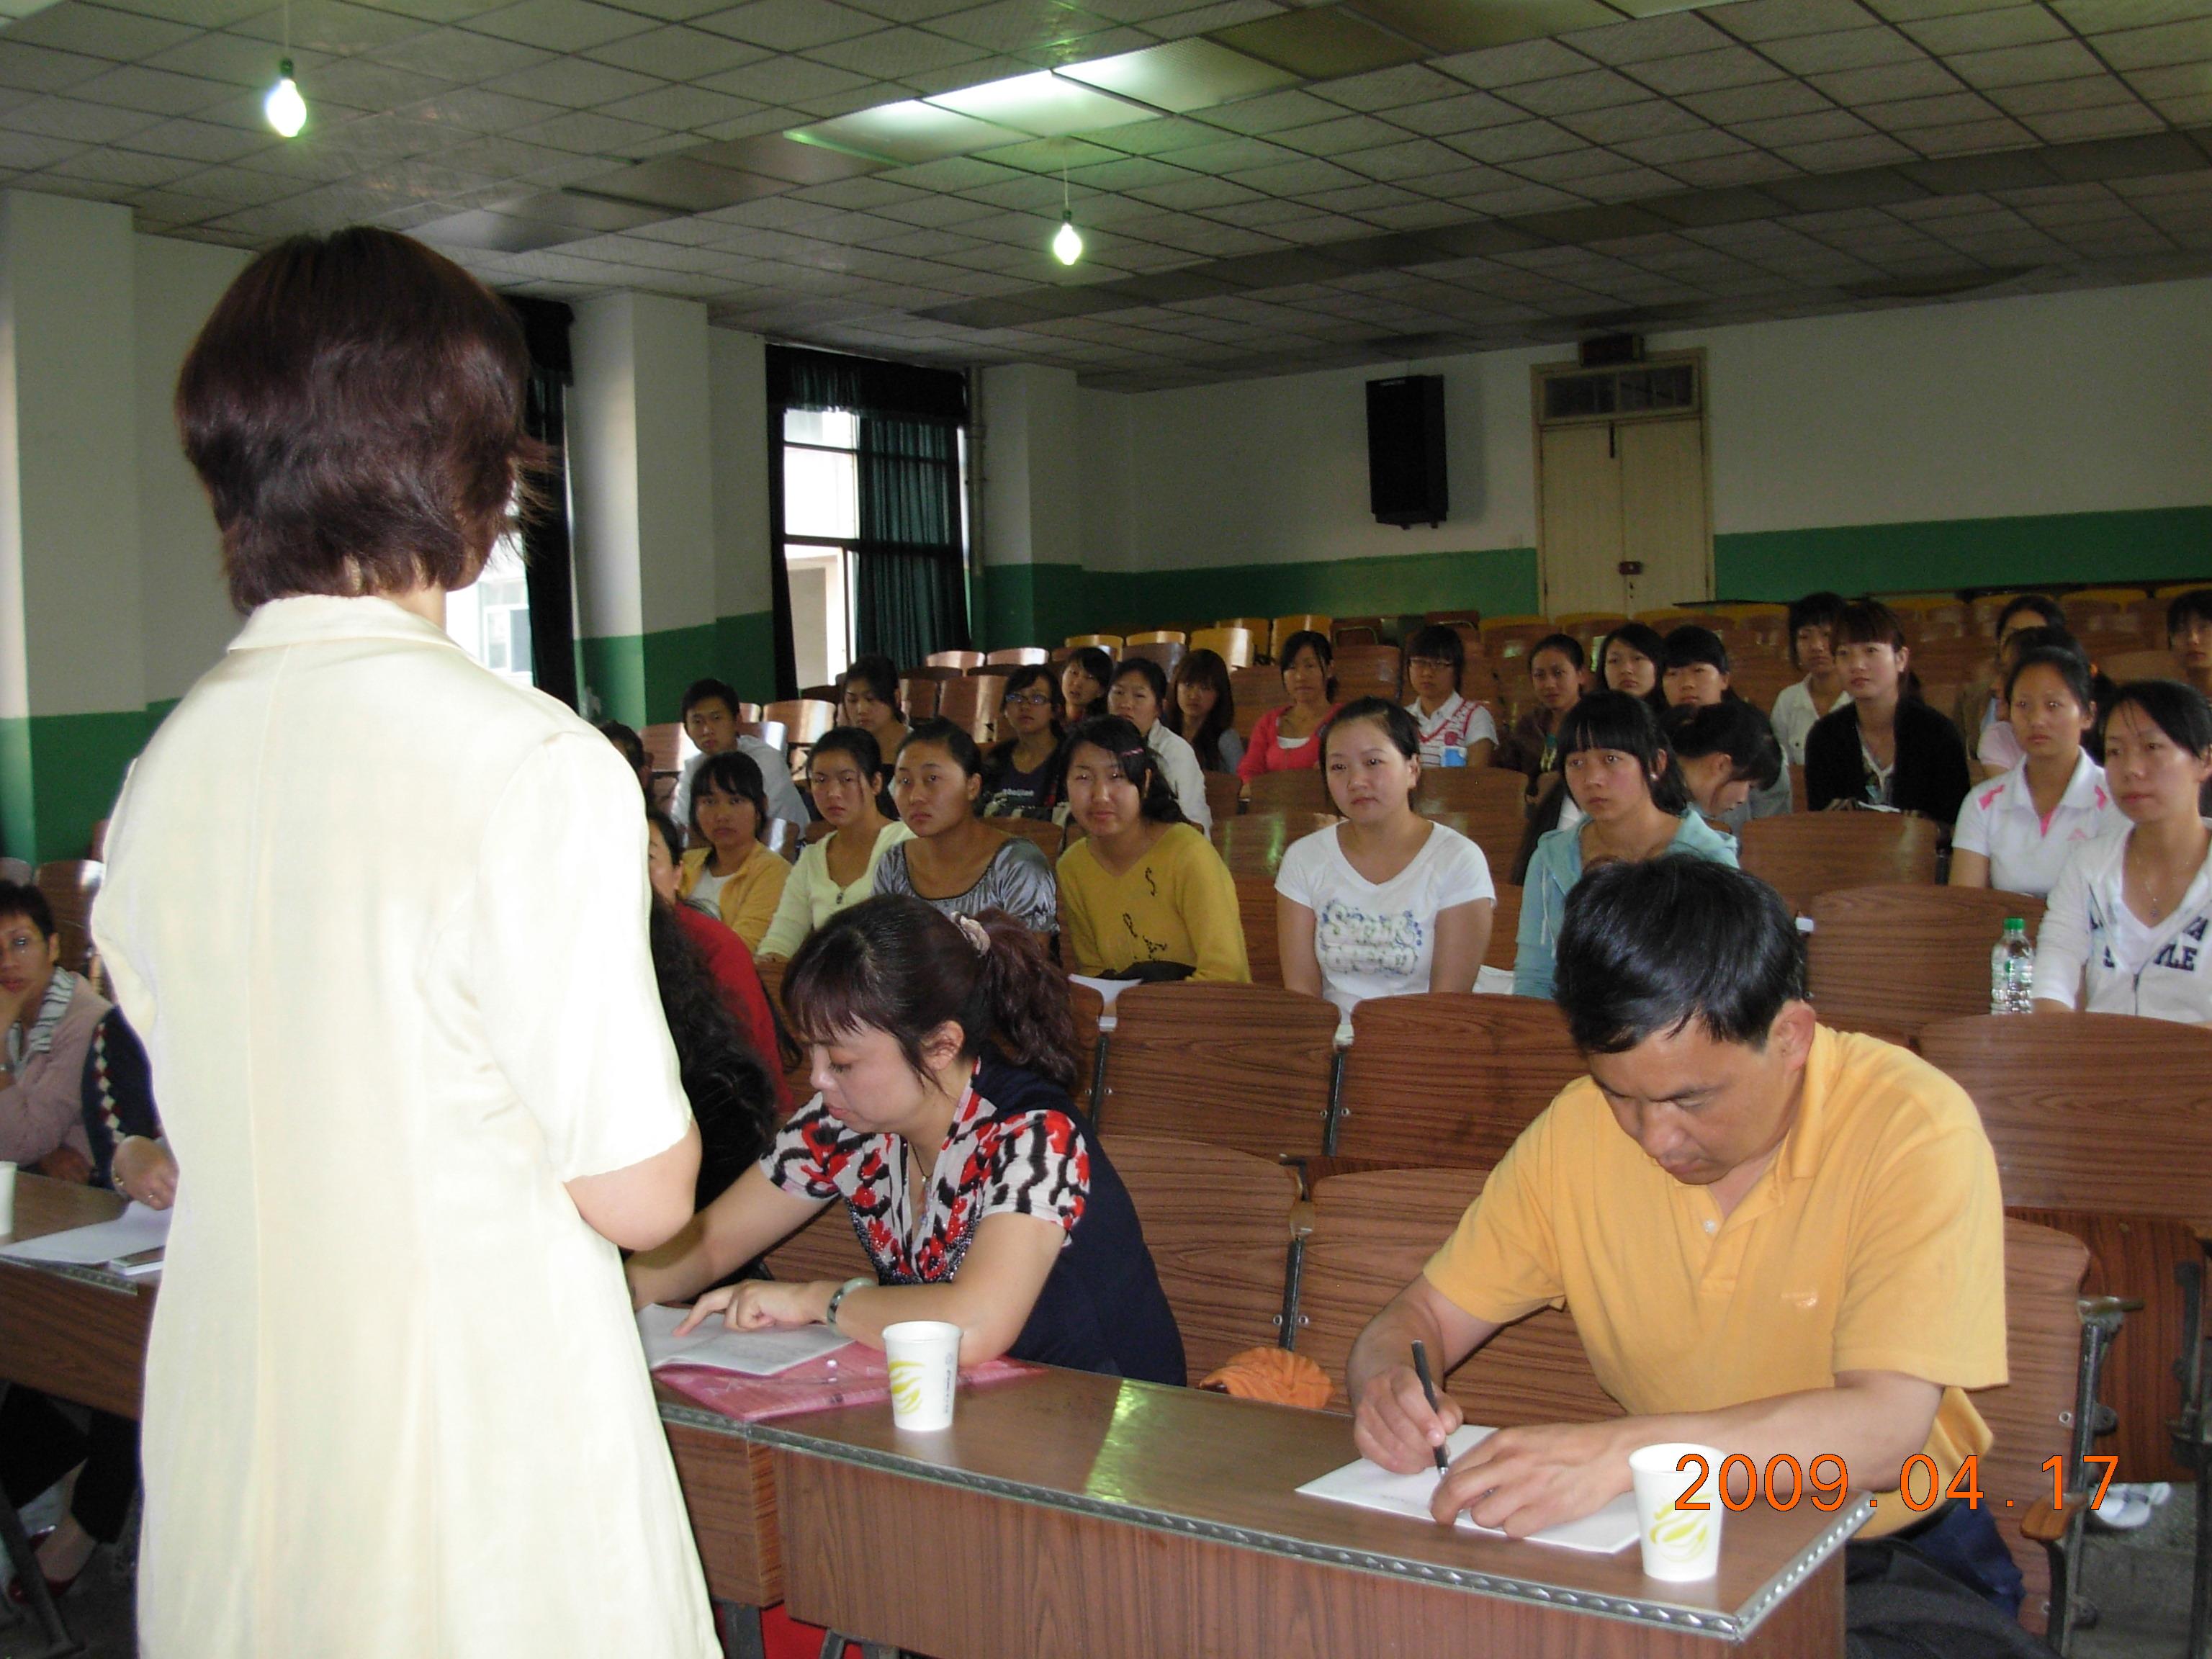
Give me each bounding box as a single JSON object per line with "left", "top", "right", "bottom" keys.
{"left": 1629, "top": 1442, "right": 1726, "bottom": 1582}
{"left": 882, "top": 1321, "right": 960, "bottom": 1431}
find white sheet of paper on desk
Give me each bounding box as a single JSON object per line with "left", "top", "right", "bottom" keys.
{"left": 1297, "top": 1426, "right": 1640, "bottom": 1555}
{"left": 636, "top": 1304, "right": 854, "bottom": 1376}
{"left": 0, "top": 1202, "right": 170, "bottom": 1269}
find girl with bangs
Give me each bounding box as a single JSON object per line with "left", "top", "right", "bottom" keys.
{"left": 676, "top": 748, "right": 791, "bottom": 952}
{"left": 1513, "top": 691, "right": 1737, "bottom": 1000}
{"left": 627, "top": 896, "right": 1185, "bottom": 1383}
{"left": 1804, "top": 600, "right": 1971, "bottom": 823}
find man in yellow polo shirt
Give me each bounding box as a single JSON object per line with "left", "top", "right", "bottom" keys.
{"left": 1348, "top": 858, "right": 2017, "bottom": 1611}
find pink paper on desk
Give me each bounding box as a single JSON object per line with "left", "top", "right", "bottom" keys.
{"left": 657, "top": 1346, "right": 1040, "bottom": 1424}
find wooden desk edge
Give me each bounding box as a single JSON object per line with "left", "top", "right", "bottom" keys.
{"left": 757, "top": 1423, "right": 1871, "bottom": 1642}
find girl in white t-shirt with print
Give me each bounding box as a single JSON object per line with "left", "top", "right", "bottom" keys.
{"left": 1951, "top": 644, "right": 2113, "bottom": 900}
{"left": 1275, "top": 698, "right": 1495, "bottom": 1021}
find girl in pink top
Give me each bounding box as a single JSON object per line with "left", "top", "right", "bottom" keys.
{"left": 1238, "top": 629, "right": 1342, "bottom": 783}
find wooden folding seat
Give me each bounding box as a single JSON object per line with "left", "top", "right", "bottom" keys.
{"left": 1202, "top": 771, "right": 1241, "bottom": 832}
{"left": 1632, "top": 606, "right": 1696, "bottom": 631}
{"left": 985, "top": 647, "right": 1048, "bottom": 665}
{"left": 1189, "top": 626, "right": 1254, "bottom": 669}
{"left": 898, "top": 676, "right": 940, "bottom": 721}
{"left": 1097, "top": 982, "right": 1340, "bottom": 1161}
{"left": 1332, "top": 993, "right": 1583, "bottom": 1167}
{"left": 2156, "top": 582, "right": 2212, "bottom": 601}
{"left": 86, "top": 819, "right": 108, "bottom": 861}
{"left": 936, "top": 674, "right": 1004, "bottom": 744}
{"left": 1805, "top": 884, "right": 2044, "bottom": 1037}
{"left": 1478, "top": 615, "right": 1550, "bottom": 661}
{"left": 749, "top": 955, "right": 814, "bottom": 1109}
{"left": 1740, "top": 812, "right": 1940, "bottom": 916}
{"left": 763, "top": 699, "right": 836, "bottom": 746}
{"left": 1269, "top": 614, "right": 1331, "bottom": 662}
{"left": 1233, "top": 871, "right": 1281, "bottom": 984}
{"left": 731, "top": 719, "right": 788, "bottom": 752}
{"left": 1411, "top": 768, "right": 1524, "bottom": 867}
{"left": 1066, "top": 977, "right": 1106, "bottom": 1118}
{"left": 1107, "top": 1135, "right": 1304, "bottom": 1384}
{"left": 1555, "top": 613, "right": 1629, "bottom": 664}
{"left": 1122, "top": 639, "right": 1187, "bottom": 678}
{"left": 641, "top": 721, "right": 690, "bottom": 775}
{"left": 1066, "top": 633, "right": 1123, "bottom": 651}
{"left": 1920, "top": 1011, "right": 2212, "bottom": 1483}
{"left": 1728, "top": 656, "right": 1797, "bottom": 711}
{"left": 1212, "top": 811, "right": 1331, "bottom": 877}
{"left": 2098, "top": 647, "right": 2182, "bottom": 683}
{"left": 1230, "top": 665, "right": 1286, "bottom": 739}
{"left": 1331, "top": 645, "right": 1402, "bottom": 702}
{"left": 1126, "top": 629, "right": 1186, "bottom": 647}
{"left": 992, "top": 815, "right": 1063, "bottom": 863}
{"left": 1247, "top": 768, "right": 1329, "bottom": 815}
{"left": 1486, "top": 884, "right": 1520, "bottom": 974}
{"left": 1969, "top": 592, "right": 2028, "bottom": 631}
{"left": 1423, "top": 608, "right": 1481, "bottom": 629}
{"left": 925, "top": 649, "right": 983, "bottom": 670}
{"left": 1331, "top": 617, "right": 1382, "bottom": 647}
{"left": 32, "top": 860, "right": 102, "bottom": 975}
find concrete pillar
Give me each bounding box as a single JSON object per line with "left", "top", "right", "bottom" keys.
{"left": 707, "top": 328, "right": 775, "bottom": 705}
{"left": 976, "top": 362, "right": 1088, "bottom": 649}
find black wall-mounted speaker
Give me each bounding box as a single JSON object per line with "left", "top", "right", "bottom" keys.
{"left": 1367, "top": 374, "right": 1447, "bottom": 529}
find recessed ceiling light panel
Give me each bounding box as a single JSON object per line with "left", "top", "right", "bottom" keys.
{"left": 930, "top": 70, "right": 1154, "bottom": 135}
{"left": 1212, "top": 8, "right": 1425, "bottom": 78}
{"left": 1056, "top": 40, "right": 1298, "bottom": 114}
{"left": 795, "top": 101, "right": 1021, "bottom": 166}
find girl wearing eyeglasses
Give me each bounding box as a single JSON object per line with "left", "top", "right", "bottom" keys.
{"left": 981, "top": 664, "right": 1068, "bottom": 821}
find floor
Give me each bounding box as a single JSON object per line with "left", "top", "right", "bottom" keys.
{"left": 0, "top": 1484, "right": 2199, "bottom": 1657}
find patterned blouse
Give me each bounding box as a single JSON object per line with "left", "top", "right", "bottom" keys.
{"left": 873, "top": 835, "right": 1057, "bottom": 933}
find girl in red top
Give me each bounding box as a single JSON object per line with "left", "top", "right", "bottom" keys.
{"left": 1238, "top": 629, "right": 1341, "bottom": 784}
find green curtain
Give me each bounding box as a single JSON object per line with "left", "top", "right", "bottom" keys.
{"left": 853, "top": 414, "right": 970, "bottom": 666}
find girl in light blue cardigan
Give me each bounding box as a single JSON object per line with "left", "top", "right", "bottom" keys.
{"left": 1514, "top": 691, "right": 1740, "bottom": 999}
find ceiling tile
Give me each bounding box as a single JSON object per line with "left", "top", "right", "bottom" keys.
{"left": 1764, "top": 27, "right": 1927, "bottom": 75}
{"left": 1983, "top": 76, "right": 2134, "bottom": 117}
{"left": 371, "top": 26, "right": 550, "bottom": 79}
{"left": 68, "top": 63, "right": 235, "bottom": 114}
{"left": 483, "top": 57, "right": 660, "bottom": 107}
{"left": 1856, "top": 89, "right": 1995, "bottom": 129}
{"left": 1563, "top": 9, "right": 1737, "bottom": 65}
{"left": 2094, "top": 17, "right": 2212, "bottom": 72}
{"left": 1444, "top": 116, "right": 1579, "bottom": 162}
{"left": 1946, "top": 40, "right": 2107, "bottom": 89}
{"left": 2022, "top": 103, "right": 2169, "bottom": 144}
{"left": 1732, "top": 107, "right": 1874, "bottom": 145}
{"left": 6, "top": 4, "right": 197, "bottom": 60}
{"left": 1616, "top": 125, "right": 1753, "bottom": 163}
{"left": 2050, "top": 0, "right": 2200, "bottom": 27}
{"left": 691, "top": 0, "right": 888, "bottom": 51}
{"left": 1504, "top": 66, "right": 1653, "bottom": 115}
{"left": 0, "top": 42, "right": 125, "bottom": 94}
{"left": 1776, "top": 130, "right": 1917, "bottom": 168}
{"left": 1678, "top": 78, "right": 1832, "bottom": 122}
{"left": 1220, "top": 153, "right": 1362, "bottom": 193}
{"left": 1708, "top": 0, "right": 1881, "bottom": 42}
{"left": 1556, "top": 96, "right": 1709, "bottom": 143}
{"left": 1627, "top": 46, "right": 1784, "bottom": 98}
{"left": 1385, "top": 88, "right": 1524, "bottom": 135}
{"left": 1305, "top": 61, "right": 1465, "bottom": 112}
{"left": 1900, "top": 5, "right": 2070, "bottom": 53}
{"left": 584, "top": 26, "right": 768, "bottom": 79}
{"left": 1431, "top": 37, "right": 1593, "bottom": 90}
{"left": 465, "top": 0, "right": 651, "bottom": 51}
{"left": 0, "top": 93, "right": 157, "bottom": 141}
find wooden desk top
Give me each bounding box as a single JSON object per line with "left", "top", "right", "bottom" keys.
{"left": 1, "top": 1174, "right": 147, "bottom": 1297}
{"left": 0, "top": 1174, "right": 156, "bottom": 1419}
{"left": 757, "top": 1367, "right": 1866, "bottom": 1643}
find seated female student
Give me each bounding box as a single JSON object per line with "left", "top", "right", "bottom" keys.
{"left": 980, "top": 665, "right": 1066, "bottom": 820}
{"left": 1166, "top": 647, "right": 1242, "bottom": 775}
{"left": 1600, "top": 621, "right": 1671, "bottom": 715}
{"left": 1665, "top": 701, "right": 1784, "bottom": 833}
{"left": 876, "top": 719, "right": 1058, "bottom": 934}
{"left": 1513, "top": 692, "right": 1737, "bottom": 1000}
{"left": 0, "top": 880, "right": 110, "bottom": 1181}
{"left": 1805, "top": 600, "right": 1972, "bottom": 824}
{"left": 2, "top": 1007, "right": 163, "bottom": 1606}
{"left": 1238, "top": 629, "right": 1341, "bottom": 783}
{"left": 1402, "top": 624, "right": 1498, "bottom": 768}
{"left": 649, "top": 809, "right": 785, "bottom": 1113}
{"left": 2035, "top": 680, "right": 2212, "bottom": 1024}
{"left": 1494, "top": 633, "right": 1586, "bottom": 783}
{"left": 1961, "top": 595, "right": 2065, "bottom": 761}
{"left": 1061, "top": 647, "right": 1113, "bottom": 724}
{"left": 626, "top": 897, "right": 1187, "bottom": 1384}
{"left": 1107, "top": 656, "right": 1211, "bottom": 832}
{"left": 1769, "top": 591, "right": 1849, "bottom": 768}
{"left": 1277, "top": 698, "right": 1494, "bottom": 1020}
{"left": 677, "top": 750, "right": 791, "bottom": 953}
{"left": 759, "top": 728, "right": 913, "bottom": 961}
{"left": 1661, "top": 625, "right": 1791, "bottom": 826}
{"left": 1951, "top": 644, "right": 2114, "bottom": 899}
{"left": 838, "top": 654, "right": 909, "bottom": 765}
{"left": 1058, "top": 716, "right": 1248, "bottom": 984}
{"left": 1974, "top": 624, "right": 2080, "bottom": 773}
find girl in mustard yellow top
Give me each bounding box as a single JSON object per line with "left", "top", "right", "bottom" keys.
{"left": 677, "top": 750, "right": 790, "bottom": 951}
{"left": 1058, "top": 716, "right": 1249, "bottom": 983}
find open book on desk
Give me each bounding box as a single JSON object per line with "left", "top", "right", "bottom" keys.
{"left": 636, "top": 1304, "right": 853, "bottom": 1376}
{"left": 1297, "top": 1425, "right": 1639, "bottom": 1555}
{"left": 0, "top": 1202, "right": 169, "bottom": 1274}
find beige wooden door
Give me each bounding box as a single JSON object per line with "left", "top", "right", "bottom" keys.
{"left": 1537, "top": 423, "right": 1624, "bottom": 616}
{"left": 1618, "top": 417, "right": 1711, "bottom": 612}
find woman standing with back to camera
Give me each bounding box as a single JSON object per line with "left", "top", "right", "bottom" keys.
{"left": 92, "top": 230, "right": 716, "bottom": 1658}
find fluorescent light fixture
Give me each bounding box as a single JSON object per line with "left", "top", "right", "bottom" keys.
{"left": 930, "top": 70, "right": 1154, "bottom": 136}
{"left": 1055, "top": 39, "right": 1298, "bottom": 114}
{"left": 794, "top": 101, "right": 1020, "bottom": 166}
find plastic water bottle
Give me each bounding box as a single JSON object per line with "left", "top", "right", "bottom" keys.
{"left": 1990, "top": 917, "right": 2034, "bottom": 1014}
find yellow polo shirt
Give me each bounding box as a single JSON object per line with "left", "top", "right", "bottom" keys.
{"left": 1424, "top": 1025, "right": 2006, "bottom": 1535}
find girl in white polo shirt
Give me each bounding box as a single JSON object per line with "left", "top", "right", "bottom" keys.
{"left": 1951, "top": 644, "right": 2114, "bottom": 899}
{"left": 2035, "top": 680, "right": 2212, "bottom": 1025}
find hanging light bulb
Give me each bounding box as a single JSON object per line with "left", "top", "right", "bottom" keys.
{"left": 265, "top": 59, "right": 307, "bottom": 137}
{"left": 1052, "top": 211, "right": 1082, "bottom": 265}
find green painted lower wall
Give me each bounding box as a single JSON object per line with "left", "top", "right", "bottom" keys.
{"left": 0, "top": 708, "right": 152, "bottom": 865}
{"left": 581, "top": 609, "right": 778, "bottom": 728}
{"left": 1714, "top": 505, "right": 2212, "bottom": 602}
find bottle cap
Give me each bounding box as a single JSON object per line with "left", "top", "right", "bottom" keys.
{"left": 2005, "top": 917, "right": 2024, "bottom": 930}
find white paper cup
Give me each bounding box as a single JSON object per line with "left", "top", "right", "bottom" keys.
{"left": 1629, "top": 1442, "right": 1726, "bottom": 1582}
{"left": 0, "top": 1160, "right": 15, "bottom": 1238}
{"left": 882, "top": 1320, "right": 960, "bottom": 1431}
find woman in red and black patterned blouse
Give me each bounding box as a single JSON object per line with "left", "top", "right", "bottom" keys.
{"left": 627, "top": 896, "right": 1184, "bottom": 1384}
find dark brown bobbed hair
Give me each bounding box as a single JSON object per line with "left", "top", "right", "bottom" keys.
{"left": 177, "top": 227, "right": 541, "bottom": 613}
{"left": 782, "top": 896, "right": 1078, "bottom": 1092}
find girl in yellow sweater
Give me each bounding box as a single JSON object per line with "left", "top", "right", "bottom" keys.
{"left": 678, "top": 749, "right": 790, "bottom": 952}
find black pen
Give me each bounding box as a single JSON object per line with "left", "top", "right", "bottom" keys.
{"left": 1410, "top": 1340, "right": 1450, "bottom": 1477}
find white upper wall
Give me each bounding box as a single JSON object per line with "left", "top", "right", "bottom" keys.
{"left": 1075, "top": 274, "right": 2212, "bottom": 571}
{"left": 706, "top": 327, "right": 772, "bottom": 619}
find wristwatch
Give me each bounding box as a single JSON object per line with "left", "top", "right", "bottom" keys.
{"left": 824, "top": 1275, "right": 871, "bottom": 1332}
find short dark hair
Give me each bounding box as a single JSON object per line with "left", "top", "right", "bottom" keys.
{"left": 598, "top": 720, "right": 645, "bottom": 773}
{"left": 1110, "top": 655, "right": 1169, "bottom": 702}
{"left": 1555, "top": 691, "right": 1689, "bottom": 812}
{"left": 1996, "top": 593, "right": 2064, "bottom": 637}
{"left": 809, "top": 724, "right": 884, "bottom": 783}
{"left": 1665, "top": 701, "right": 1782, "bottom": 791}
{"left": 1833, "top": 599, "right": 1908, "bottom": 653}
{"left": 644, "top": 806, "right": 685, "bottom": 866}
{"left": 681, "top": 678, "right": 740, "bottom": 721}
{"left": 0, "top": 881, "right": 56, "bottom": 943}
{"left": 1279, "top": 630, "right": 1336, "bottom": 698}
{"left": 842, "top": 655, "right": 902, "bottom": 713}
{"left": 1601, "top": 622, "right": 1665, "bottom": 671}
{"left": 2105, "top": 678, "right": 2212, "bottom": 757}
{"left": 1529, "top": 633, "right": 1586, "bottom": 673}
{"left": 1064, "top": 716, "right": 1185, "bottom": 825}
{"left": 2168, "top": 588, "right": 2212, "bottom": 639}
{"left": 1405, "top": 624, "right": 1466, "bottom": 686}
{"left": 2004, "top": 644, "right": 2095, "bottom": 713}
{"left": 897, "top": 716, "right": 985, "bottom": 778}
{"left": 1553, "top": 859, "right": 1804, "bottom": 1053}
{"left": 1320, "top": 696, "right": 1421, "bottom": 766}
{"left": 177, "top": 228, "right": 539, "bottom": 613}
{"left": 1662, "top": 624, "right": 1731, "bottom": 676}
{"left": 1785, "top": 592, "right": 1846, "bottom": 666}
{"left": 1064, "top": 647, "right": 1115, "bottom": 687}
{"left": 688, "top": 749, "right": 769, "bottom": 840}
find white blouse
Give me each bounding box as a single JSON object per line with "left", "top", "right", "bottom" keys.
{"left": 1951, "top": 752, "right": 2114, "bottom": 899}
